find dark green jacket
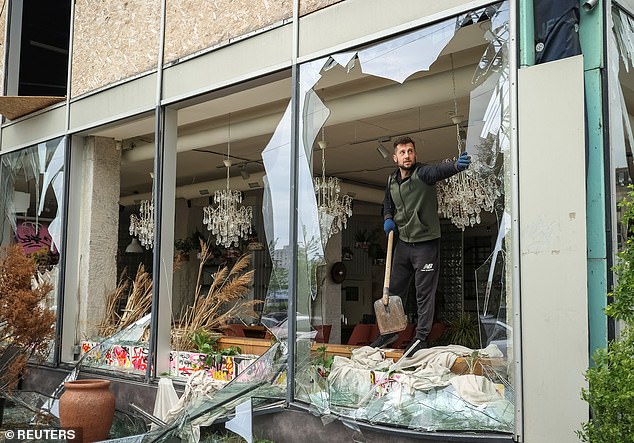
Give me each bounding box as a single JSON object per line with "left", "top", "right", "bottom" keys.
{"left": 383, "top": 162, "right": 459, "bottom": 242}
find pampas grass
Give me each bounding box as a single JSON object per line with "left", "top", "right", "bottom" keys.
{"left": 98, "top": 240, "right": 259, "bottom": 352}
{"left": 98, "top": 264, "right": 153, "bottom": 337}
{"left": 172, "top": 240, "right": 261, "bottom": 351}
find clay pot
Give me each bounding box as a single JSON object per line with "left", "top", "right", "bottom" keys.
{"left": 59, "top": 379, "right": 115, "bottom": 443}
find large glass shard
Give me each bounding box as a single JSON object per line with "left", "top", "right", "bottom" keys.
{"left": 0, "top": 137, "right": 66, "bottom": 364}
{"left": 357, "top": 20, "right": 456, "bottom": 83}
{"left": 146, "top": 343, "right": 286, "bottom": 443}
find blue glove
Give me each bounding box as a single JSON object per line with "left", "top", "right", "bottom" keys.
{"left": 456, "top": 151, "right": 471, "bottom": 171}
{"left": 384, "top": 218, "right": 396, "bottom": 235}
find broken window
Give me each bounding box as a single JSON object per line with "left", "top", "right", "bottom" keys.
{"left": 292, "top": 0, "right": 513, "bottom": 435}
{"left": 0, "top": 136, "right": 67, "bottom": 363}
{"left": 609, "top": 5, "right": 634, "bottom": 346}
{"left": 610, "top": 6, "right": 634, "bottom": 257}
{"left": 140, "top": 1, "right": 515, "bottom": 440}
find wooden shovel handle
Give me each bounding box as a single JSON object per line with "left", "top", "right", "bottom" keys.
{"left": 382, "top": 230, "right": 394, "bottom": 306}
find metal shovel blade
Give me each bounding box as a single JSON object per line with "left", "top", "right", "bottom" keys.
{"left": 374, "top": 295, "right": 407, "bottom": 335}
{"left": 373, "top": 231, "right": 407, "bottom": 336}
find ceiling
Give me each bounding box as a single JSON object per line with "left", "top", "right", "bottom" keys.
{"left": 90, "top": 21, "right": 494, "bottom": 206}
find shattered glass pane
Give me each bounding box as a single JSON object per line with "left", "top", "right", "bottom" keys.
{"left": 260, "top": 102, "right": 293, "bottom": 334}
{"left": 610, "top": 8, "right": 634, "bottom": 176}
{"left": 610, "top": 5, "right": 634, "bottom": 266}
{"left": 291, "top": 0, "right": 514, "bottom": 436}
{"left": 145, "top": 343, "right": 286, "bottom": 443}
{"left": 0, "top": 137, "right": 66, "bottom": 364}
{"left": 475, "top": 212, "right": 512, "bottom": 365}
{"left": 357, "top": 19, "right": 456, "bottom": 83}
{"left": 78, "top": 315, "right": 151, "bottom": 376}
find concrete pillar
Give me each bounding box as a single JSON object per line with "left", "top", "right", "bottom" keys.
{"left": 77, "top": 136, "right": 120, "bottom": 339}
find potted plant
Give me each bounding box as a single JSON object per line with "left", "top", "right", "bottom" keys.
{"left": 191, "top": 329, "right": 242, "bottom": 369}
{"left": 354, "top": 229, "right": 374, "bottom": 249}
{"left": 578, "top": 186, "right": 634, "bottom": 442}
{"left": 174, "top": 237, "right": 194, "bottom": 261}
{"left": 447, "top": 312, "right": 480, "bottom": 349}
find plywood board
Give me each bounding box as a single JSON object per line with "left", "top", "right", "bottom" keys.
{"left": 299, "top": 0, "right": 343, "bottom": 16}
{"left": 164, "top": 0, "right": 292, "bottom": 64}
{"left": 71, "top": 0, "right": 161, "bottom": 98}
{"left": 0, "top": 96, "right": 65, "bottom": 120}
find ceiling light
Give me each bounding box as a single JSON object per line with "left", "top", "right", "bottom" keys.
{"left": 129, "top": 173, "right": 154, "bottom": 249}
{"left": 240, "top": 164, "right": 250, "bottom": 180}
{"left": 202, "top": 117, "right": 253, "bottom": 248}
{"left": 377, "top": 143, "right": 391, "bottom": 159}
{"left": 125, "top": 237, "right": 144, "bottom": 254}
{"left": 314, "top": 130, "right": 353, "bottom": 244}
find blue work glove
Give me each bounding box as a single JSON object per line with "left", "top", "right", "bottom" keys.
{"left": 384, "top": 218, "right": 396, "bottom": 235}
{"left": 456, "top": 151, "right": 471, "bottom": 171}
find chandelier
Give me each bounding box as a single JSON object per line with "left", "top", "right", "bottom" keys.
{"left": 203, "top": 121, "right": 253, "bottom": 248}
{"left": 436, "top": 55, "right": 501, "bottom": 230}
{"left": 436, "top": 120, "right": 501, "bottom": 230}
{"left": 129, "top": 174, "right": 154, "bottom": 249}
{"left": 314, "top": 135, "right": 353, "bottom": 243}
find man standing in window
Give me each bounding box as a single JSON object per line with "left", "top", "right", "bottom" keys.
{"left": 371, "top": 136, "right": 470, "bottom": 353}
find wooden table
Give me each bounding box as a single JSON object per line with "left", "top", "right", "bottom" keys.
{"left": 241, "top": 325, "right": 268, "bottom": 339}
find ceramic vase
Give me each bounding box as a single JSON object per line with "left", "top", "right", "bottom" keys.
{"left": 59, "top": 379, "right": 115, "bottom": 443}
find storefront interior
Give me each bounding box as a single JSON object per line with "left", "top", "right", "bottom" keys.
{"left": 0, "top": 1, "right": 516, "bottom": 438}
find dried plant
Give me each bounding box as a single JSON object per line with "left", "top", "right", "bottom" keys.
{"left": 98, "top": 264, "right": 153, "bottom": 337}
{"left": 98, "top": 269, "right": 130, "bottom": 337}
{"left": 172, "top": 240, "right": 261, "bottom": 351}
{"left": 0, "top": 245, "right": 55, "bottom": 390}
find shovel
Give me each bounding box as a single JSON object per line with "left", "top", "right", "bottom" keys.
{"left": 374, "top": 230, "right": 408, "bottom": 336}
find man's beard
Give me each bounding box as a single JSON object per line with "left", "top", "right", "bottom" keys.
{"left": 399, "top": 163, "right": 415, "bottom": 172}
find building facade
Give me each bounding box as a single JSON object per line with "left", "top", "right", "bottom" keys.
{"left": 0, "top": 0, "right": 629, "bottom": 441}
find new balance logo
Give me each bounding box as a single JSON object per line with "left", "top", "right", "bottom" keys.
{"left": 420, "top": 263, "right": 434, "bottom": 272}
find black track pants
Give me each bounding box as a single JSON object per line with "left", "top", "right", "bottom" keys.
{"left": 389, "top": 238, "right": 440, "bottom": 340}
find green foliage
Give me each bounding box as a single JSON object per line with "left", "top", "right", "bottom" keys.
{"left": 191, "top": 329, "right": 242, "bottom": 368}
{"left": 578, "top": 186, "right": 634, "bottom": 442}
{"left": 313, "top": 344, "right": 334, "bottom": 376}
{"left": 605, "top": 187, "right": 634, "bottom": 324}
{"left": 447, "top": 312, "right": 480, "bottom": 349}
{"left": 578, "top": 332, "right": 634, "bottom": 442}
{"left": 464, "top": 350, "right": 482, "bottom": 374}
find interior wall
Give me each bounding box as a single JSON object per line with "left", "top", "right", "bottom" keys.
{"left": 71, "top": 0, "right": 161, "bottom": 97}
{"left": 518, "top": 55, "right": 588, "bottom": 443}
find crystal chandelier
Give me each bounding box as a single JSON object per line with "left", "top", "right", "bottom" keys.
{"left": 203, "top": 121, "right": 253, "bottom": 248}
{"left": 436, "top": 121, "right": 501, "bottom": 230}
{"left": 436, "top": 55, "right": 501, "bottom": 230}
{"left": 129, "top": 174, "right": 154, "bottom": 249}
{"left": 314, "top": 134, "right": 353, "bottom": 243}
